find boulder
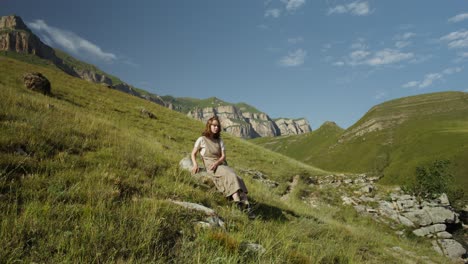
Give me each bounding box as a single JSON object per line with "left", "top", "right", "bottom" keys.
{"left": 140, "top": 108, "right": 156, "bottom": 119}
{"left": 23, "top": 72, "right": 51, "bottom": 95}
{"left": 179, "top": 157, "right": 213, "bottom": 186}
{"left": 239, "top": 242, "right": 266, "bottom": 256}
{"left": 169, "top": 200, "right": 225, "bottom": 230}
{"left": 432, "top": 239, "right": 466, "bottom": 260}
{"left": 412, "top": 224, "right": 446, "bottom": 237}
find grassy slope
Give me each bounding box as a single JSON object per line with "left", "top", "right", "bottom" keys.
{"left": 252, "top": 92, "right": 468, "bottom": 189}
{"left": 0, "top": 56, "right": 448, "bottom": 263}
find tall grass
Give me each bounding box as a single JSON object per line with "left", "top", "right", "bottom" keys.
{"left": 0, "top": 56, "right": 450, "bottom": 263}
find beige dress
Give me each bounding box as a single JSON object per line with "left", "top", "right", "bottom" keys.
{"left": 196, "top": 136, "right": 248, "bottom": 197}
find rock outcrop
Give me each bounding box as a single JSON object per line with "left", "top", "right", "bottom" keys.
{"left": 0, "top": 15, "right": 170, "bottom": 108}
{"left": 275, "top": 118, "right": 312, "bottom": 135}
{"left": 187, "top": 104, "right": 311, "bottom": 138}
{"left": 23, "top": 72, "right": 51, "bottom": 95}
{"left": 313, "top": 174, "right": 466, "bottom": 261}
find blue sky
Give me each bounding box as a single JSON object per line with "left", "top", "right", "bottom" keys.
{"left": 3, "top": 0, "right": 468, "bottom": 129}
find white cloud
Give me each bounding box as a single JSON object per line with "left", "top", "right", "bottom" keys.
{"left": 288, "top": 37, "right": 304, "bottom": 44}
{"left": 440, "top": 30, "right": 468, "bottom": 48}
{"left": 345, "top": 48, "right": 413, "bottom": 66}
{"left": 350, "top": 50, "right": 371, "bottom": 61}
{"left": 281, "top": 0, "right": 306, "bottom": 12}
{"left": 366, "top": 49, "right": 413, "bottom": 66}
{"left": 402, "top": 81, "right": 419, "bottom": 88}
{"left": 448, "top": 13, "right": 468, "bottom": 23}
{"left": 350, "top": 38, "right": 367, "bottom": 50}
{"left": 265, "top": 8, "right": 281, "bottom": 18}
{"left": 395, "top": 41, "right": 411, "bottom": 49}
{"left": 402, "top": 67, "right": 463, "bottom": 89}
{"left": 333, "top": 61, "right": 345, "bottom": 66}
{"left": 419, "top": 73, "right": 443, "bottom": 88}
{"left": 28, "top": 19, "right": 116, "bottom": 62}
{"left": 328, "top": 1, "right": 371, "bottom": 16}
{"left": 279, "top": 49, "right": 307, "bottom": 67}
{"left": 394, "top": 32, "right": 415, "bottom": 48}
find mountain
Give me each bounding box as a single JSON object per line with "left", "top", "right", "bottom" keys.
{"left": 184, "top": 97, "right": 311, "bottom": 138}
{"left": 0, "top": 15, "right": 169, "bottom": 108}
{"left": 252, "top": 92, "right": 468, "bottom": 188}
{"left": 1, "top": 14, "right": 310, "bottom": 139}
{"left": 0, "top": 53, "right": 453, "bottom": 263}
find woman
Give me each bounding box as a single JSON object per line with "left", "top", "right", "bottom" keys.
{"left": 191, "top": 116, "right": 254, "bottom": 217}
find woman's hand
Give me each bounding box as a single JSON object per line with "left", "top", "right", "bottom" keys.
{"left": 209, "top": 162, "right": 218, "bottom": 171}
{"left": 191, "top": 164, "right": 199, "bottom": 175}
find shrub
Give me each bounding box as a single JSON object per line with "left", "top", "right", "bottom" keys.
{"left": 403, "top": 160, "right": 453, "bottom": 199}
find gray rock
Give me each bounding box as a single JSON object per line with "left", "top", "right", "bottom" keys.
{"left": 436, "top": 231, "right": 452, "bottom": 239}
{"left": 342, "top": 196, "right": 356, "bottom": 205}
{"left": 360, "top": 185, "right": 374, "bottom": 193}
{"left": 179, "top": 157, "right": 194, "bottom": 171}
{"left": 169, "top": 200, "right": 216, "bottom": 216}
{"left": 23, "top": 72, "right": 51, "bottom": 95}
{"left": 432, "top": 239, "right": 466, "bottom": 259}
{"left": 239, "top": 242, "right": 266, "bottom": 255}
{"left": 436, "top": 193, "right": 450, "bottom": 206}
{"left": 403, "top": 209, "right": 432, "bottom": 226}
{"left": 413, "top": 224, "right": 446, "bottom": 237}
{"left": 397, "top": 215, "right": 415, "bottom": 227}
{"left": 425, "top": 206, "right": 459, "bottom": 225}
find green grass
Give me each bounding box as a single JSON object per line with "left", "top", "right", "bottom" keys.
{"left": 252, "top": 92, "right": 468, "bottom": 192}
{"left": 0, "top": 55, "right": 450, "bottom": 263}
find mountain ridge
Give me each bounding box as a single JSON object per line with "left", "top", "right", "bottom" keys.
{"left": 0, "top": 14, "right": 312, "bottom": 139}
{"left": 252, "top": 91, "right": 468, "bottom": 190}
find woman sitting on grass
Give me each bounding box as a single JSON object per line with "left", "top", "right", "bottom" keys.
{"left": 191, "top": 116, "right": 254, "bottom": 218}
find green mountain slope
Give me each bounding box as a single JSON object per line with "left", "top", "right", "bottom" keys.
{"left": 252, "top": 92, "right": 468, "bottom": 188}
{"left": 0, "top": 56, "right": 449, "bottom": 263}
{"left": 252, "top": 121, "right": 344, "bottom": 161}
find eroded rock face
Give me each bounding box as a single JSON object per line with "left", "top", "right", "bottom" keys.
{"left": 187, "top": 105, "right": 311, "bottom": 138}
{"left": 275, "top": 118, "right": 312, "bottom": 135}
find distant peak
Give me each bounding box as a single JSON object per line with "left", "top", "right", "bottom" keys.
{"left": 320, "top": 121, "right": 343, "bottom": 130}
{"left": 0, "top": 15, "right": 29, "bottom": 31}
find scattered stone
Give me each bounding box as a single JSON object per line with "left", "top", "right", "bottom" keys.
{"left": 436, "top": 231, "right": 453, "bottom": 239}
{"left": 15, "top": 146, "right": 28, "bottom": 156}
{"left": 170, "top": 200, "right": 225, "bottom": 230}
{"left": 431, "top": 239, "right": 466, "bottom": 260}
{"left": 413, "top": 224, "right": 446, "bottom": 237}
{"left": 140, "top": 108, "right": 156, "bottom": 119}
{"left": 169, "top": 200, "right": 215, "bottom": 216}
{"left": 341, "top": 196, "right": 356, "bottom": 205}
{"left": 23, "top": 72, "right": 51, "bottom": 95}
{"left": 239, "top": 168, "right": 279, "bottom": 188}
{"left": 239, "top": 242, "right": 266, "bottom": 256}
{"left": 360, "top": 184, "right": 374, "bottom": 193}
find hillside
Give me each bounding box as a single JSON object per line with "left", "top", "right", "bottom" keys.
{"left": 0, "top": 56, "right": 452, "bottom": 263}
{"left": 251, "top": 92, "right": 468, "bottom": 189}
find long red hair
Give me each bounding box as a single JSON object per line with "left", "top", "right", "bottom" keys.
{"left": 202, "top": 116, "right": 221, "bottom": 139}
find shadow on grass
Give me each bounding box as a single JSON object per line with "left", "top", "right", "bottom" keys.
{"left": 250, "top": 201, "right": 299, "bottom": 222}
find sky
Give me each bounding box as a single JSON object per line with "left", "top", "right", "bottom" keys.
{"left": 2, "top": 0, "right": 468, "bottom": 129}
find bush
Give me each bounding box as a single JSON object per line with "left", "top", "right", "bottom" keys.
{"left": 403, "top": 160, "right": 453, "bottom": 199}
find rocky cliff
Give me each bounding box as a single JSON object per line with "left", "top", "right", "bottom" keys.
{"left": 275, "top": 118, "right": 312, "bottom": 135}
{"left": 187, "top": 104, "right": 311, "bottom": 138}
{"left": 1, "top": 15, "right": 310, "bottom": 138}
{"left": 0, "top": 15, "right": 169, "bottom": 108}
